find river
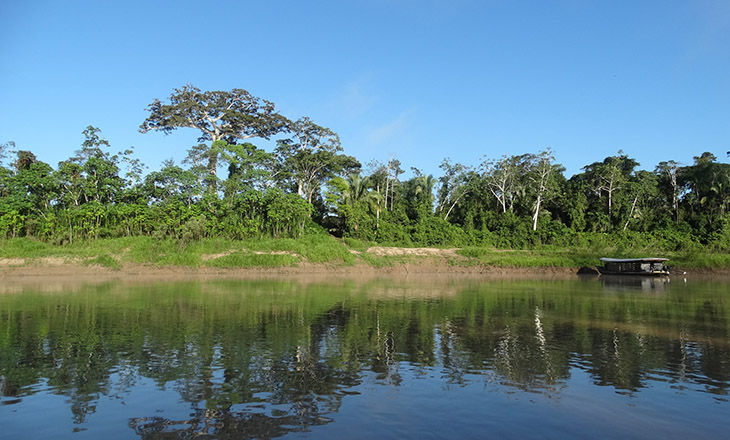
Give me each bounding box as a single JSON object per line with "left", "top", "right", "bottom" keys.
{"left": 1, "top": 275, "right": 728, "bottom": 439}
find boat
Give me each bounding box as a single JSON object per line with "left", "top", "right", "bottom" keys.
{"left": 597, "top": 257, "right": 670, "bottom": 276}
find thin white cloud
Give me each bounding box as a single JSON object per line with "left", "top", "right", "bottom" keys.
{"left": 329, "top": 77, "right": 378, "bottom": 119}
{"left": 367, "top": 108, "right": 414, "bottom": 144}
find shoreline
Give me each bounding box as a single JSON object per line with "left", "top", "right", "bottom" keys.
{"left": 0, "top": 259, "right": 580, "bottom": 278}
{"left": 4, "top": 239, "right": 730, "bottom": 284}
{"left": 2, "top": 258, "right": 727, "bottom": 284}
{"left": 0, "top": 260, "right": 586, "bottom": 293}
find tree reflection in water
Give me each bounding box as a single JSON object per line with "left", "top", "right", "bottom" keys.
{"left": 1, "top": 277, "right": 729, "bottom": 437}
{"left": 130, "top": 407, "right": 331, "bottom": 439}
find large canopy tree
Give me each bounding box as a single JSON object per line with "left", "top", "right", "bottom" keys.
{"left": 436, "top": 158, "right": 473, "bottom": 222}
{"left": 0, "top": 141, "right": 14, "bottom": 168}
{"left": 525, "top": 149, "right": 563, "bottom": 231}
{"left": 680, "top": 152, "right": 730, "bottom": 237}
{"left": 275, "top": 117, "right": 360, "bottom": 203}
{"left": 480, "top": 154, "right": 530, "bottom": 214}
{"left": 139, "top": 85, "right": 289, "bottom": 186}
{"left": 581, "top": 152, "right": 639, "bottom": 230}
{"left": 655, "top": 160, "right": 681, "bottom": 224}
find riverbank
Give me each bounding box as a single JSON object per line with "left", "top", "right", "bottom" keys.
{"left": 0, "top": 255, "right": 579, "bottom": 277}
{"left": 1, "top": 236, "right": 729, "bottom": 281}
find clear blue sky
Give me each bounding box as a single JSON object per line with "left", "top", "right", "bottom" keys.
{"left": 1, "top": 0, "right": 729, "bottom": 179}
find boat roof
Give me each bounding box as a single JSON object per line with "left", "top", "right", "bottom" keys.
{"left": 600, "top": 257, "right": 668, "bottom": 263}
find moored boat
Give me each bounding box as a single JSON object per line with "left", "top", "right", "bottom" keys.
{"left": 598, "top": 257, "right": 670, "bottom": 276}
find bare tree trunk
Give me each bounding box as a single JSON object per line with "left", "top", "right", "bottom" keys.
{"left": 376, "top": 206, "right": 380, "bottom": 233}
{"left": 444, "top": 191, "right": 468, "bottom": 221}
{"left": 608, "top": 184, "right": 613, "bottom": 226}
{"left": 384, "top": 177, "right": 390, "bottom": 210}
{"left": 444, "top": 201, "right": 458, "bottom": 221}
{"left": 668, "top": 165, "right": 679, "bottom": 223}
{"left": 623, "top": 193, "right": 639, "bottom": 231}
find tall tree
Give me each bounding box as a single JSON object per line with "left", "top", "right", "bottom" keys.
{"left": 385, "top": 157, "right": 403, "bottom": 211}
{"left": 559, "top": 176, "right": 589, "bottom": 231}
{"left": 621, "top": 170, "right": 659, "bottom": 232}
{"left": 436, "top": 158, "right": 473, "bottom": 222}
{"left": 680, "top": 152, "right": 730, "bottom": 237}
{"left": 480, "top": 154, "right": 529, "bottom": 214}
{"left": 58, "top": 127, "right": 125, "bottom": 206}
{"left": 327, "top": 172, "right": 384, "bottom": 235}
{"left": 402, "top": 168, "right": 437, "bottom": 221}
{"left": 8, "top": 150, "right": 58, "bottom": 218}
{"left": 217, "top": 141, "right": 276, "bottom": 198}
{"left": 0, "top": 141, "right": 14, "bottom": 168}
{"left": 139, "top": 85, "right": 289, "bottom": 184}
{"left": 71, "top": 126, "right": 110, "bottom": 164}
{"left": 525, "top": 149, "right": 563, "bottom": 231}
{"left": 275, "top": 117, "right": 360, "bottom": 203}
{"left": 655, "top": 160, "right": 681, "bottom": 223}
{"left": 143, "top": 160, "right": 201, "bottom": 206}
{"left": 582, "top": 152, "right": 639, "bottom": 230}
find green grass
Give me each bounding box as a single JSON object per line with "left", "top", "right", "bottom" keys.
{"left": 669, "top": 251, "right": 730, "bottom": 270}
{"left": 2, "top": 236, "right": 730, "bottom": 271}
{"left": 342, "top": 237, "right": 374, "bottom": 253}
{"left": 124, "top": 237, "right": 203, "bottom": 266}
{"left": 244, "top": 235, "right": 356, "bottom": 264}
{"left": 456, "top": 247, "right": 602, "bottom": 268}
{"left": 0, "top": 236, "right": 351, "bottom": 268}
{"left": 0, "top": 238, "right": 52, "bottom": 258}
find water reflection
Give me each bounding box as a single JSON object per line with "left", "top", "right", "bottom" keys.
{"left": 1, "top": 277, "right": 729, "bottom": 438}
{"left": 130, "top": 408, "right": 332, "bottom": 439}
{"left": 599, "top": 275, "right": 671, "bottom": 292}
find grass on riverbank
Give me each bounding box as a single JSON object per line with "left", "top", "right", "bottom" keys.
{"left": 1, "top": 236, "right": 729, "bottom": 272}
{"left": 455, "top": 247, "right": 597, "bottom": 268}
{"left": 0, "top": 235, "right": 357, "bottom": 269}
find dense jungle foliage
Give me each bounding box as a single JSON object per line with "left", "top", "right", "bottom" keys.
{"left": 2, "top": 85, "right": 730, "bottom": 253}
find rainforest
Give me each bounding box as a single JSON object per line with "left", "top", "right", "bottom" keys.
{"left": 2, "top": 86, "right": 730, "bottom": 270}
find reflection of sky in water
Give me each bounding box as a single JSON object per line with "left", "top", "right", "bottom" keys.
{"left": 6, "top": 361, "right": 728, "bottom": 439}
{"left": 1, "top": 277, "right": 729, "bottom": 439}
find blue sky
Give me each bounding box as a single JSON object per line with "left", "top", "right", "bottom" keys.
{"left": 1, "top": 0, "right": 729, "bottom": 179}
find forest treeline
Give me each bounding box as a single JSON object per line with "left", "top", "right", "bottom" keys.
{"left": 2, "top": 85, "right": 730, "bottom": 251}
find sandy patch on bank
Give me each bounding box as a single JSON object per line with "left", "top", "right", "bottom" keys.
{"left": 0, "top": 258, "right": 26, "bottom": 267}
{"left": 201, "top": 251, "right": 235, "bottom": 261}
{"left": 0, "top": 256, "right": 84, "bottom": 267}
{"left": 367, "top": 247, "right": 460, "bottom": 257}
{"left": 201, "top": 250, "right": 298, "bottom": 261}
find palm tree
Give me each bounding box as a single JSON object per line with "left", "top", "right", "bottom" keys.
{"left": 342, "top": 173, "right": 370, "bottom": 206}
{"left": 414, "top": 174, "right": 436, "bottom": 205}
